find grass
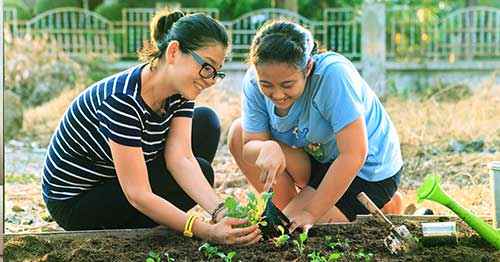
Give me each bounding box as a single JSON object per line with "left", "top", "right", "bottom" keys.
{"left": 5, "top": 173, "right": 38, "bottom": 184}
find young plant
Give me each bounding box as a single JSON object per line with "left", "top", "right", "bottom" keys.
{"left": 223, "top": 192, "right": 273, "bottom": 227}
{"left": 275, "top": 225, "right": 290, "bottom": 246}
{"left": 353, "top": 248, "right": 373, "bottom": 262}
{"left": 146, "top": 252, "right": 161, "bottom": 262}
{"left": 292, "top": 232, "right": 308, "bottom": 254}
{"left": 198, "top": 243, "right": 236, "bottom": 262}
{"left": 198, "top": 243, "right": 225, "bottom": 260}
{"left": 308, "top": 251, "right": 327, "bottom": 262}
{"left": 163, "top": 252, "right": 175, "bottom": 262}
{"left": 327, "top": 237, "right": 350, "bottom": 250}
{"left": 328, "top": 253, "right": 342, "bottom": 261}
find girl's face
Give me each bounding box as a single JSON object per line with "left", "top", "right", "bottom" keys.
{"left": 168, "top": 43, "right": 226, "bottom": 100}
{"left": 255, "top": 62, "right": 312, "bottom": 115}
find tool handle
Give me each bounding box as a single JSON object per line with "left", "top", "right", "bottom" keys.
{"left": 357, "top": 192, "right": 394, "bottom": 227}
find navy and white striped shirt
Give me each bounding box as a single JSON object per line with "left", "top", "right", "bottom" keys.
{"left": 42, "top": 64, "right": 194, "bottom": 201}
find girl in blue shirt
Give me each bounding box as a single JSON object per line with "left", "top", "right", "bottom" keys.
{"left": 228, "top": 20, "right": 404, "bottom": 233}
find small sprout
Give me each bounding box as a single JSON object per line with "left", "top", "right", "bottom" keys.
{"left": 224, "top": 251, "right": 236, "bottom": 262}
{"left": 292, "top": 232, "right": 308, "bottom": 254}
{"left": 329, "top": 253, "right": 342, "bottom": 261}
{"left": 163, "top": 252, "right": 175, "bottom": 262}
{"left": 308, "top": 251, "right": 327, "bottom": 262}
{"left": 353, "top": 248, "right": 373, "bottom": 262}
{"left": 275, "top": 225, "right": 290, "bottom": 246}
{"left": 324, "top": 235, "right": 332, "bottom": 242}
{"left": 413, "top": 236, "right": 421, "bottom": 243}
{"left": 146, "top": 252, "right": 161, "bottom": 262}
{"left": 198, "top": 242, "right": 224, "bottom": 259}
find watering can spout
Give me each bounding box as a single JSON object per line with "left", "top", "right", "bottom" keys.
{"left": 417, "top": 174, "right": 500, "bottom": 250}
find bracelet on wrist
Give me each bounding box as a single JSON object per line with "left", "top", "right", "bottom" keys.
{"left": 183, "top": 215, "right": 198, "bottom": 238}
{"left": 211, "top": 202, "right": 225, "bottom": 224}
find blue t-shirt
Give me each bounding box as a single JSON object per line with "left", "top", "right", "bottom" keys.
{"left": 241, "top": 52, "right": 402, "bottom": 182}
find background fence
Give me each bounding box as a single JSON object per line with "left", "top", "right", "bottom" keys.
{"left": 4, "top": 4, "right": 500, "bottom": 93}
{"left": 5, "top": 4, "right": 499, "bottom": 63}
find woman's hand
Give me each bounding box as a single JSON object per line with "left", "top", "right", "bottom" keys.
{"left": 256, "top": 141, "right": 286, "bottom": 192}
{"left": 209, "top": 217, "right": 262, "bottom": 246}
{"left": 287, "top": 210, "right": 315, "bottom": 234}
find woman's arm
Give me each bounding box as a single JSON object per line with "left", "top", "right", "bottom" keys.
{"left": 164, "top": 116, "right": 224, "bottom": 215}
{"left": 110, "top": 140, "right": 214, "bottom": 239}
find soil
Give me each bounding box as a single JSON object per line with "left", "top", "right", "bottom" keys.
{"left": 5, "top": 216, "right": 499, "bottom": 262}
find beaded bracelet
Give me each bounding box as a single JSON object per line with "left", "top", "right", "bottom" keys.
{"left": 211, "top": 202, "right": 225, "bottom": 224}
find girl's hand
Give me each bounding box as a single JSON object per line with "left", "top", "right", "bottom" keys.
{"left": 287, "top": 210, "right": 315, "bottom": 234}
{"left": 256, "top": 141, "right": 286, "bottom": 192}
{"left": 210, "top": 217, "right": 262, "bottom": 246}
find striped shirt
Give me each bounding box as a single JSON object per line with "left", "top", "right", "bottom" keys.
{"left": 42, "top": 63, "right": 194, "bottom": 201}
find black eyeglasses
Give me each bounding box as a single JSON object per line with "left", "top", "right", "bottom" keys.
{"left": 188, "top": 49, "right": 226, "bottom": 83}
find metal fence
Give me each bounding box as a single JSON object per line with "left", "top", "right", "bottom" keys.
{"left": 3, "top": 6, "right": 500, "bottom": 63}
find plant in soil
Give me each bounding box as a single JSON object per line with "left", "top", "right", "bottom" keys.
{"left": 223, "top": 191, "right": 273, "bottom": 227}
{"left": 293, "top": 232, "right": 308, "bottom": 254}
{"left": 198, "top": 242, "right": 236, "bottom": 261}
{"left": 275, "top": 225, "right": 290, "bottom": 246}
{"left": 146, "top": 251, "right": 175, "bottom": 262}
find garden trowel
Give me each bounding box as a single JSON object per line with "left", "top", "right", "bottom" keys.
{"left": 259, "top": 188, "right": 291, "bottom": 239}
{"left": 357, "top": 192, "right": 417, "bottom": 255}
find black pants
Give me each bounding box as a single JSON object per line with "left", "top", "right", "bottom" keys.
{"left": 307, "top": 155, "right": 401, "bottom": 222}
{"left": 46, "top": 107, "right": 221, "bottom": 230}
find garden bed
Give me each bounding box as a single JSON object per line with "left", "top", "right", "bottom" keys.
{"left": 4, "top": 215, "right": 498, "bottom": 262}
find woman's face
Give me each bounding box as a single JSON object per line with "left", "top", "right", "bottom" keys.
{"left": 255, "top": 62, "right": 311, "bottom": 114}
{"left": 171, "top": 43, "right": 226, "bottom": 100}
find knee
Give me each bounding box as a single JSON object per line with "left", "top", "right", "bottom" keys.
{"left": 227, "top": 118, "right": 242, "bottom": 156}
{"left": 194, "top": 106, "right": 221, "bottom": 132}
{"left": 197, "top": 157, "right": 215, "bottom": 187}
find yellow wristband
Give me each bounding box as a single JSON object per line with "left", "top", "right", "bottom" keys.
{"left": 183, "top": 215, "right": 198, "bottom": 238}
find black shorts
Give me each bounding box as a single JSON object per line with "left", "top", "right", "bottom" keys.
{"left": 307, "top": 155, "right": 402, "bottom": 221}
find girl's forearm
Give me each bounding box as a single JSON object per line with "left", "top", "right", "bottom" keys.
{"left": 305, "top": 154, "right": 364, "bottom": 219}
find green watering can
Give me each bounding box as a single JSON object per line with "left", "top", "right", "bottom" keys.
{"left": 417, "top": 174, "right": 500, "bottom": 250}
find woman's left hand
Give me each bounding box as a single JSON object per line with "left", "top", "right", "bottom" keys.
{"left": 287, "top": 210, "right": 315, "bottom": 234}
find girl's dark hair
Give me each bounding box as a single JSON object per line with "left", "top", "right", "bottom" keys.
{"left": 249, "top": 20, "right": 322, "bottom": 71}
{"left": 138, "top": 8, "right": 229, "bottom": 68}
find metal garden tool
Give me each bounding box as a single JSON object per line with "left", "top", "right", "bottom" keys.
{"left": 357, "top": 192, "right": 417, "bottom": 254}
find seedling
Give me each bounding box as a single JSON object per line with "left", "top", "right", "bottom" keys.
{"left": 275, "top": 225, "right": 290, "bottom": 246}
{"left": 292, "top": 232, "right": 308, "bottom": 254}
{"left": 223, "top": 192, "right": 273, "bottom": 227}
{"left": 308, "top": 251, "right": 342, "bottom": 262}
{"left": 198, "top": 243, "right": 237, "bottom": 262}
{"left": 413, "top": 236, "right": 421, "bottom": 243}
{"left": 146, "top": 252, "right": 161, "bottom": 262}
{"left": 353, "top": 248, "right": 373, "bottom": 262}
{"left": 327, "top": 237, "right": 350, "bottom": 250}
{"left": 163, "top": 252, "right": 175, "bottom": 262}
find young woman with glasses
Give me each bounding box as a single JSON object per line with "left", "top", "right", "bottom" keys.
{"left": 228, "top": 20, "right": 404, "bottom": 233}
{"left": 42, "top": 9, "right": 261, "bottom": 245}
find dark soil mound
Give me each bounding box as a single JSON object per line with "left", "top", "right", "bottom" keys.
{"left": 5, "top": 216, "right": 499, "bottom": 262}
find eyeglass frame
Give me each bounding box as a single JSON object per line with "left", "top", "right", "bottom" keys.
{"left": 187, "top": 49, "right": 226, "bottom": 82}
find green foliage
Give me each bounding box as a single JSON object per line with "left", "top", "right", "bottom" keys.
{"left": 94, "top": 1, "right": 127, "bottom": 21}
{"left": 35, "top": 0, "right": 80, "bottom": 15}
{"left": 199, "top": 0, "right": 271, "bottom": 20}
{"left": 353, "top": 248, "right": 373, "bottom": 262}
{"left": 145, "top": 251, "right": 175, "bottom": 262}
{"left": 275, "top": 225, "right": 290, "bottom": 246}
{"left": 198, "top": 243, "right": 235, "bottom": 261}
{"left": 293, "top": 232, "right": 308, "bottom": 254}
{"left": 5, "top": 173, "right": 38, "bottom": 184}
{"left": 4, "top": 31, "right": 89, "bottom": 107}
{"left": 4, "top": 0, "right": 33, "bottom": 20}
{"left": 223, "top": 192, "right": 273, "bottom": 227}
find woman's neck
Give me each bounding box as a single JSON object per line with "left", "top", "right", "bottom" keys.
{"left": 141, "top": 66, "right": 175, "bottom": 113}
